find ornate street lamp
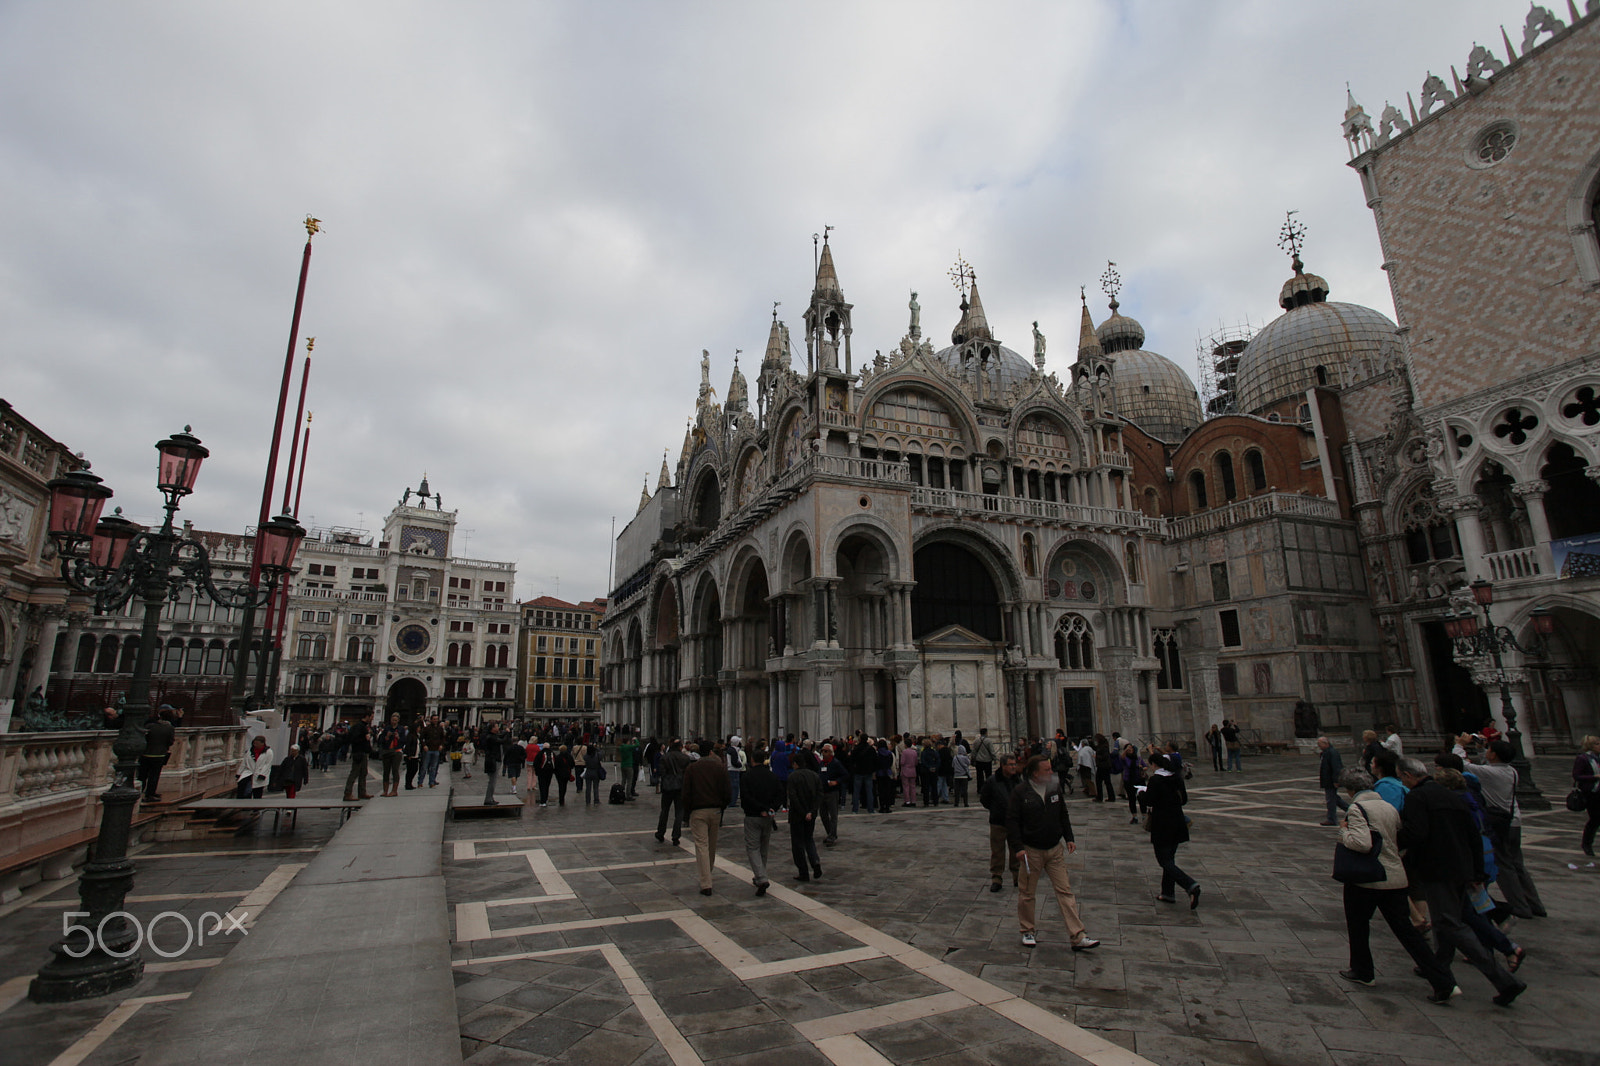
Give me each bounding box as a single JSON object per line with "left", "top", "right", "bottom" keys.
{"left": 30, "top": 428, "right": 305, "bottom": 1003}
{"left": 1442, "top": 579, "right": 1550, "bottom": 810}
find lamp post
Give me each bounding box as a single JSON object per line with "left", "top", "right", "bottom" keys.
{"left": 1441, "top": 578, "right": 1552, "bottom": 811}
{"left": 29, "top": 428, "right": 305, "bottom": 1003}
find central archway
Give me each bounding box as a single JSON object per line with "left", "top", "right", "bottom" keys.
{"left": 386, "top": 677, "right": 428, "bottom": 725}
{"left": 911, "top": 542, "right": 1002, "bottom": 640}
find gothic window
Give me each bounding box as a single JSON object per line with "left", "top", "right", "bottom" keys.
{"left": 1542, "top": 441, "right": 1600, "bottom": 539}
{"left": 1188, "top": 470, "right": 1208, "bottom": 511}
{"left": 1216, "top": 452, "right": 1238, "bottom": 502}
{"left": 1245, "top": 449, "right": 1267, "bottom": 492}
{"left": 1055, "top": 614, "right": 1094, "bottom": 670}
{"left": 1153, "top": 628, "right": 1183, "bottom": 689}
{"left": 1399, "top": 483, "right": 1461, "bottom": 565}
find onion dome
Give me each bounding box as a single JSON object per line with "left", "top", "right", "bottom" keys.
{"left": 1095, "top": 292, "right": 1146, "bottom": 354}
{"left": 1114, "top": 350, "right": 1204, "bottom": 441}
{"left": 1234, "top": 267, "right": 1399, "bottom": 415}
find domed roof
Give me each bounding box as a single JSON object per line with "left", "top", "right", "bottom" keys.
{"left": 1235, "top": 301, "right": 1399, "bottom": 415}
{"left": 1234, "top": 268, "right": 1399, "bottom": 415}
{"left": 932, "top": 342, "right": 1037, "bottom": 395}
{"left": 1096, "top": 309, "right": 1145, "bottom": 353}
{"left": 1114, "top": 349, "right": 1204, "bottom": 441}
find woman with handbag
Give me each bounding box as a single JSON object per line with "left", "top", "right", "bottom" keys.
{"left": 1146, "top": 754, "right": 1201, "bottom": 908}
{"left": 1572, "top": 735, "right": 1600, "bottom": 857}
{"left": 1334, "top": 767, "right": 1458, "bottom": 999}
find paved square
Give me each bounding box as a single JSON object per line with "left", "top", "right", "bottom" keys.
{"left": 445, "top": 756, "right": 1600, "bottom": 1066}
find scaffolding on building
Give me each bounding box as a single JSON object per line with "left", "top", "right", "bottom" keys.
{"left": 1197, "top": 321, "right": 1254, "bottom": 417}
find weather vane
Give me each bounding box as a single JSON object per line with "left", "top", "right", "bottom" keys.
{"left": 1278, "top": 210, "right": 1307, "bottom": 270}
{"left": 948, "top": 252, "right": 974, "bottom": 297}
{"left": 1100, "top": 260, "right": 1122, "bottom": 309}
{"left": 305, "top": 336, "right": 315, "bottom": 352}
{"left": 772, "top": 300, "right": 781, "bottom": 320}
{"left": 304, "top": 216, "right": 322, "bottom": 239}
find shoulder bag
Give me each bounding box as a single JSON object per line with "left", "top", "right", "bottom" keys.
{"left": 1332, "top": 802, "right": 1386, "bottom": 884}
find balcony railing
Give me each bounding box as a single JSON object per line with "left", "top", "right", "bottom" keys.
{"left": 1167, "top": 492, "right": 1341, "bottom": 540}
{"left": 1484, "top": 545, "right": 1543, "bottom": 581}
{"left": 1094, "top": 450, "right": 1130, "bottom": 468}
{"left": 814, "top": 454, "right": 910, "bottom": 483}
{"left": 292, "top": 587, "right": 388, "bottom": 602}
{"left": 910, "top": 487, "right": 1165, "bottom": 533}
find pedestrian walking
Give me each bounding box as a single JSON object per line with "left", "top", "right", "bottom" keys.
{"left": 343, "top": 711, "right": 375, "bottom": 802}
{"left": 788, "top": 750, "right": 823, "bottom": 882}
{"left": 402, "top": 723, "right": 422, "bottom": 790}
{"left": 655, "top": 738, "right": 691, "bottom": 844}
{"left": 502, "top": 734, "right": 527, "bottom": 800}
{"left": 461, "top": 736, "right": 476, "bottom": 780}
{"left": 1474, "top": 739, "right": 1546, "bottom": 918}
{"left": 741, "top": 748, "right": 784, "bottom": 895}
{"left": 422, "top": 716, "right": 446, "bottom": 786}
{"left": 981, "top": 755, "right": 1021, "bottom": 892}
{"left": 1145, "top": 754, "right": 1201, "bottom": 908}
{"left": 683, "top": 744, "right": 731, "bottom": 895}
{"left": 848, "top": 735, "right": 875, "bottom": 814}
{"left": 1318, "top": 736, "right": 1345, "bottom": 826}
{"left": 1205, "top": 724, "right": 1223, "bottom": 772}
{"left": 553, "top": 744, "right": 575, "bottom": 806}
{"left": 1573, "top": 735, "right": 1600, "bottom": 856}
{"left": 1075, "top": 738, "right": 1096, "bottom": 797}
{"left": 1333, "top": 767, "right": 1459, "bottom": 999}
{"left": 1006, "top": 754, "right": 1098, "bottom": 950}
{"left": 620, "top": 735, "right": 640, "bottom": 800}
{"left": 1119, "top": 743, "right": 1146, "bottom": 823}
{"left": 1093, "top": 735, "right": 1115, "bottom": 802}
{"left": 818, "top": 743, "right": 846, "bottom": 845}
{"left": 1397, "top": 758, "right": 1526, "bottom": 1006}
{"left": 139, "top": 707, "right": 177, "bottom": 801}
{"left": 377, "top": 713, "right": 404, "bottom": 797}
{"left": 279, "top": 745, "right": 310, "bottom": 799}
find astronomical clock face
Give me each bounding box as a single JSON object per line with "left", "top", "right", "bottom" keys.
{"left": 737, "top": 451, "right": 764, "bottom": 506}
{"left": 395, "top": 623, "right": 430, "bottom": 657}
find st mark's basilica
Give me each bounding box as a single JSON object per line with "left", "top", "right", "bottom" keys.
{"left": 599, "top": 5, "right": 1600, "bottom": 755}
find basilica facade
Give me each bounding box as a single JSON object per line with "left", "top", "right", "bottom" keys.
{"left": 601, "top": 3, "right": 1600, "bottom": 753}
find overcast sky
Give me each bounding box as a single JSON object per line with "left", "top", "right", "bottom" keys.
{"left": 1, "top": 0, "right": 1526, "bottom": 600}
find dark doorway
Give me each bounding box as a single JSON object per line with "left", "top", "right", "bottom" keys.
{"left": 386, "top": 677, "right": 428, "bottom": 725}
{"left": 1421, "top": 620, "right": 1490, "bottom": 734}
{"left": 911, "top": 542, "right": 1002, "bottom": 640}
{"left": 1061, "top": 688, "right": 1094, "bottom": 739}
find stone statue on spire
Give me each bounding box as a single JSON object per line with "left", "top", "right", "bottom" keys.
{"left": 908, "top": 290, "right": 921, "bottom": 340}
{"left": 1032, "top": 320, "right": 1046, "bottom": 367}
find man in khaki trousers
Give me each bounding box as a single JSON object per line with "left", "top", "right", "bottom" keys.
{"left": 1006, "top": 754, "right": 1099, "bottom": 950}
{"left": 682, "top": 745, "right": 732, "bottom": 896}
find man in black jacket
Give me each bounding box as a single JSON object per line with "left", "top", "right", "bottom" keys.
{"left": 741, "top": 748, "right": 785, "bottom": 896}
{"left": 1398, "top": 760, "right": 1525, "bottom": 1005}
{"left": 1006, "top": 755, "right": 1097, "bottom": 950}
{"left": 342, "top": 710, "right": 374, "bottom": 802}
{"left": 655, "top": 739, "right": 692, "bottom": 845}
{"left": 140, "top": 707, "right": 177, "bottom": 801}
{"left": 981, "top": 755, "right": 1022, "bottom": 893}
{"left": 787, "top": 750, "right": 823, "bottom": 882}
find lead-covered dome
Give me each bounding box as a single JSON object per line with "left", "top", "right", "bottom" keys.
{"left": 1114, "top": 349, "right": 1204, "bottom": 441}
{"left": 932, "top": 342, "right": 1037, "bottom": 394}
{"left": 1234, "top": 269, "right": 1400, "bottom": 416}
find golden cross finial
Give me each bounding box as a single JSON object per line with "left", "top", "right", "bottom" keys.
{"left": 948, "top": 252, "right": 974, "bottom": 297}
{"left": 305, "top": 336, "right": 315, "bottom": 352}
{"left": 1278, "top": 210, "right": 1307, "bottom": 270}
{"left": 306, "top": 411, "right": 314, "bottom": 424}
{"left": 304, "top": 216, "right": 322, "bottom": 239}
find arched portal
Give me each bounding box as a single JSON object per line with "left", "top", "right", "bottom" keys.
{"left": 386, "top": 677, "right": 427, "bottom": 725}
{"left": 911, "top": 542, "right": 1001, "bottom": 640}
{"left": 733, "top": 559, "right": 771, "bottom": 741}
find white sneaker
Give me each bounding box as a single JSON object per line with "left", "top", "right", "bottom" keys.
{"left": 1021, "top": 932, "right": 1037, "bottom": 947}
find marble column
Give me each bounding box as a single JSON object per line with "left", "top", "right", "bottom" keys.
{"left": 25, "top": 606, "right": 64, "bottom": 700}
{"left": 1444, "top": 493, "right": 1488, "bottom": 579}
{"left": 1513, "top": 480, "right": 1555, "bottom": 575}
{"left": 863, "top": 669, "right": 880, "bottom": 736}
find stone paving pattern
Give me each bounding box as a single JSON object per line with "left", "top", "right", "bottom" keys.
{"left": 445, "top": 754, "right": 1600, "bottom": 1066}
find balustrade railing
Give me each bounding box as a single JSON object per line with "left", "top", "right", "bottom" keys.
{"left": 1484, "top": 545, "right": 1543, "bottom": 581}
{"left": 1167, "top": 492, "right": 1341, "bottom": 539}
{"left": 909, "top": 487, "right": 1164, "bottom": 532}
